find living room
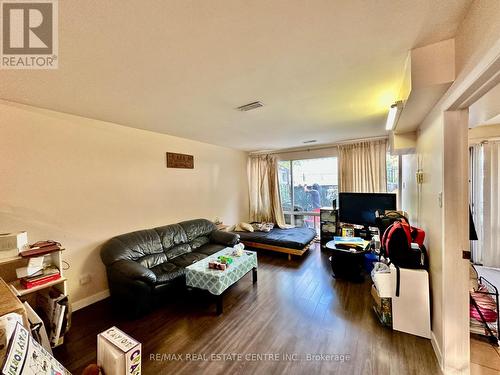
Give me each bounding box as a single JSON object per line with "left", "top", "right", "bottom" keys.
{"left": 1, "top": 1, "right": 499, "bottom": 374}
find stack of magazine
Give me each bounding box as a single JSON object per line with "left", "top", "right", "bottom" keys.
{"left": 1, "top": 322, "right": 70, "bottom": 375}
{"left": 23, "top": 302, "right": 52, "bottom": 353}
{"left": 36, "top": 289, "right": 69, "bottom": 348}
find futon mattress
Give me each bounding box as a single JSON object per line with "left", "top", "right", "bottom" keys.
{"left": 235, "top": 227, "right": 316, "bottom": 250}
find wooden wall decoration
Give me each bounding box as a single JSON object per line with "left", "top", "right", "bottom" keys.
{"left": 166, "top": 152, "right": 194, "bottom": 169}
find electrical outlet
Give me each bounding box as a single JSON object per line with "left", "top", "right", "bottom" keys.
{"left": 416, "top": 170, "right": 424, "bottom": 184}
{"left": 79, "top": 274, "right": 91, "bottom": 285}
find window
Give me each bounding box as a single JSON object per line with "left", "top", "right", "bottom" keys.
{"left": 386, "top": 153, "right": 399, "bottom": 194}
{"left": 278, "top": 157, "right": 338, "bottom": 230}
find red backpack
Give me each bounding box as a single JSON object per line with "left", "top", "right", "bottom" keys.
{"left": 381, "top": 219, "right": 427, "bottom": 296}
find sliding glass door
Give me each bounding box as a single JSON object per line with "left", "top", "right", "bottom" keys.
{"left": 278, "top": 157, "right": 338, "bottom": 230}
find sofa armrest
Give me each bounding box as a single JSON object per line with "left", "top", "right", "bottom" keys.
{"left": 109, "top": 260, "right": 157, "bottom": 285}
{"left": 210, "top": 230, "right": 240, "bottom": 246}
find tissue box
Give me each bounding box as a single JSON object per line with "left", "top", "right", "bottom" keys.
{"left": 208, "top": 261, "right": 227, "bottom": 271}
{"left": 0, "top": 232, "right": 27, "bottom": 260}
{"left": 98, "top": 326, "right": 141, "bottom": 375}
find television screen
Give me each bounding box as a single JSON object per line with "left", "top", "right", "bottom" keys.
{"left": 338, "top": 192, "right": 397, "bottom": 226}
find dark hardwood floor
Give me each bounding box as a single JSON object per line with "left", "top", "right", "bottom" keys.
{"left": 54, "top": 245, "right": 440, "bottom": 374}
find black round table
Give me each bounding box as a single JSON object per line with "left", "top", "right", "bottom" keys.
{"left": 325, "top": 240, "right": 371, "bottom": 282}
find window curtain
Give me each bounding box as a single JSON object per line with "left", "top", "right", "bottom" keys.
{"left": 470, "top": 144, "right": 484, "bottom": 264}
{"left": 248, "top": 154, "right": 290, "bottom": 229}
{"left": 478, "top": 141, "right": 500, "bottom": 267}
{"left": 338, "top": 139, "right": 388, "bottom": 193}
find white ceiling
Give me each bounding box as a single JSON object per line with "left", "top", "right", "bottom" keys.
{"left": 469, "top": 82, "right": 500, "bottom": 127}
{"left": 0, "top": 0, "right": 472, "bottom": 151}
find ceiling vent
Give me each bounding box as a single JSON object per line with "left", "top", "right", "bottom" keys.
{"left": 303, "top": 140, "right": 317, "bottom": 144}
{"left": 236, "top": 101, "right": 264, "bottom": 111}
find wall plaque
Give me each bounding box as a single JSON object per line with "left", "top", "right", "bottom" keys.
{"left": 166, "top": 152, "right": 194, "bottom": 169}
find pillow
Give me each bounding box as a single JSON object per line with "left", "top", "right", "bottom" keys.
{"left": 261, "top": 222, "right": 274, "bottom": 232}
{"left": 235, "top": 222, "right": 254, "bottom": 232}
{"left": 251, "top": 222, "right": 274, "bottom": 232}
{"left": 251, "top": 222, "right": 264, "bottom": 231}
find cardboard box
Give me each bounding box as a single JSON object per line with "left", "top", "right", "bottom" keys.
{"left": 98, "top": 326, "right": 141, "bottom": 375}
{"left": 371, "top": 284, "right": 392, "bottom": 327}
{"left": 0, "top": 232, "right": 27, "bottom": 259}
{"left": 372, "top": 270, "right": 392, "bottom": 298}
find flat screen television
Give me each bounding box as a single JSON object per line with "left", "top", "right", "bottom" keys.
{"left": 338, "top": 192, "right": 397, "bottom": 226}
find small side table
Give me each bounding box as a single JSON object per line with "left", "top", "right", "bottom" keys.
{"left": 325, "top": 240, "right": 370, "bottom": 282}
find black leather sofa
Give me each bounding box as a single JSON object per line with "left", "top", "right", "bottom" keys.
{"left": 100, "top": 219, "right": 239, "bottom": 315}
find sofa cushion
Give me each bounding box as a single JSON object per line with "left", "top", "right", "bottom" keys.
{"left": 154, "top": 223, "right": 188, "bottom": 250}
{"left": 165, "top": 244, "right": 192, "bottom": 260}
{"left": 210, "top": 230, "right": 240, "bottom": 246}
{"left": 190, "top": 236, "right": 210, "bottom": 250}
{"left": 194, "top": 243, "right": 225, "bottom": 256}
{"left": 150, "top": 262, "right": 185, "bottom": 284}
{"left": 170, "top": 252, "right": 207, "bottom": 268}
{"left": 137, "top": 252, "right": 168, "bottom": 269}
{"left": 179, "top": 219, "right": 216, "bottom": 242}
{"left": 101, "top": 229, "right": 163, "bottom": 265}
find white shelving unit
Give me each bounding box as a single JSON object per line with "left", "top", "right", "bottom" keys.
{"left": 0, "top": 249, "right": 67, "bottom": 298}
{"left": 0, "top": 248, "right": 69, "bottom": 348}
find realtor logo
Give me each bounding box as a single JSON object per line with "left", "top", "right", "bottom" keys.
{"left": 0, "top": 0, "right": 58, "bottom": 69}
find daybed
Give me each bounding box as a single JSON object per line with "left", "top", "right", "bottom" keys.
{"left": 234, "top": 226, "right": 316, "bottom": 260}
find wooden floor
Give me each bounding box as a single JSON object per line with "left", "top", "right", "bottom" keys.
{"left": 54, "top": 245, "right": 440, "bottom": 374}
{"left": 471, "top": 336, "right": 500, "bottom": 374}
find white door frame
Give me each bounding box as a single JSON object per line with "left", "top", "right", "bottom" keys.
{"left": 436, "top": 39, "right": 500, "bottom": 373}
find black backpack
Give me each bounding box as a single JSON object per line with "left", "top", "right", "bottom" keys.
{"left": 381, "top": 219, "right": 428, "bottom": 297}
{"left": 375, "top": 210, "right": 407, "bottom": 235}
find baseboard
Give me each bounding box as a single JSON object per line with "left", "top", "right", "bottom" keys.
{"left": 431, "top": 331, "right": 444, "bottom": 373}
{"left": 71, "top": 289, "right": 110, "bottom": 312}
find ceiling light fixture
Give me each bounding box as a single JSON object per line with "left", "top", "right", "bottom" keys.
{"left": 385, "top": 101, "right": 403, "bottom": 131}
{"left": 236, "top": 101, "right": 264, "bottom": 111}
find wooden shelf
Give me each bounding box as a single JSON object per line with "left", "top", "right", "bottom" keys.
{"left": 9, "top": 277, "right": 67, "bottom": 297}
{"left": 0, "top": 254, "right": 24, "bottom": 265}
{"left": 0, "top": 248, "right": 66, "bottom": 266}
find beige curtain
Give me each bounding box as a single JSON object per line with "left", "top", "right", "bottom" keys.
{"left": 339, "top": 139, "right": 388, "bottom": 193}
{"left": 248, "top": 155, "right": 290, "bottom": 228}
{"left": 479, "top": 141, "right": 500, "bottom": 267}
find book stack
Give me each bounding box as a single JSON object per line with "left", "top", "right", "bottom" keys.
{"left": 333, "top": 236, "right": 370, "bottom": 251}
{"left": 20, "top": 265, "right": 61, "bottom": 289}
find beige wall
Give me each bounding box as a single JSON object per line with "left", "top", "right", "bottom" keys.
{"left": 400, "top": 153, "right": 417, "bottom": 224}
{"left": 469, "top": 123, "right": 500, "bottom": 143}
{"left": 0, "top": 101, "right": 249, "bottom": 308}
{"left": 406, "top": 1, "right": 500, "bottom": 373}
{"left": 455, "top": 0, "right": 500, "bottom": 78}
{"left": 415, "top": 111, "right": 445, "bottom": 355}
{"left": 401, "top": 114, "right": 445, "bottom": 354}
